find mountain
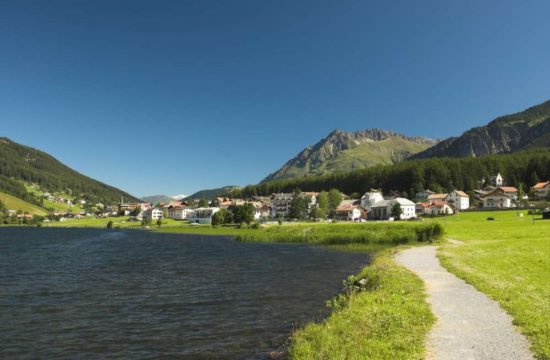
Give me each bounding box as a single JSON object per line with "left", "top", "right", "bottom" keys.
{"left": 140, "top": 195, "right": 174, "bottom": 204}
{"left": 0, "top": 137, "right": 140, "bottom": 205}
{"left": 263, "top": 129, "right": 436, "bottom": 181}
{"left": 171, "top": 194, "right": 188, "bottom": 201}
{"left": 185, "top": 186, "right": 240, "bottom": 200}
{"left": 412, "top": 100, "right": 550, "bottom": 159}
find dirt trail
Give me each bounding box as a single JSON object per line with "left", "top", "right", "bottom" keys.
{"left": 395, "top": 246, "right": 533, "bottom": 360}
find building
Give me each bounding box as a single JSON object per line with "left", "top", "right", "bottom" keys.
{"left": 369, "top": 198, "right": 416, "bottom": 220}
{"left": 270, "top": 192, "right": 317, "bottom": 219}
{"left": 360, "top": 190, "right": 384, "bottom": 210}
{"left": 119, "top": 202, "right": 150, "bottom": 216}
{"left": 532, "top": 181, "right": 550, "bottom": 200}
{"left": 335, "top": 200, "right": 364, "bottom": 221}
{"left": 491, "top": 172, "right": 504, "bottom": 187}
{"left": 482, "top": 187, "right": 518, "bottom": 208}
{"left": 188, "top": 207, "right": 220, "bottom": 224}
{"left": 143, "top": 207, "right": 164, "bottom": 221}
{"left": 270, "top": 193, "right": 294, "bottom": 218}
{"left": 167, "top": 205, "right": 194, "bottom": 220}
{"left": 424, "top": 200, "right": 454, "bottom": 216}
{"left": 447, "top": 190, "right": 470, "bottom": 210}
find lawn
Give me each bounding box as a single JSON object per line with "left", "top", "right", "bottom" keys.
{"left": 433, "top": 210, "right": 550, "bottom": 359}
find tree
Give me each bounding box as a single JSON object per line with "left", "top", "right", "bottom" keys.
{"left": 327, "top": 189, "right": 342, "bottom": 218}
{"left": 391, "top": 202, "right": 403, "bottom": 219}
{"left": 231, "top": 203, "right": 255, "bottom": 224}
{"left": 310, "top": 206, "right": 326, "bottom": 220}
{"left": 317, "top": 191, "right": 329, "bottom": 214}
{"left": 211, "top": 208, "right": 228, "bottom": 226}
{"left": 531, "top": 171, "right": 541, "bottom": 186}
{"left": 106, "top": 220, "right": 113, "bottom": 229}
{"left": 156, "top": 218, "right": 162, "bottom": 228}
{"left": 289, "top": 195, "right": 307, "bottom": 220}
{"left": 198, "top": 198, "right": 209, "bottom": 207}
{"left": 131, "top": 206, "right": 141, "bottom": 217}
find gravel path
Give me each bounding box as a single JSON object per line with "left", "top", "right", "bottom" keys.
{"left": 395, "top": 246, "right": 534, "bottom": 360}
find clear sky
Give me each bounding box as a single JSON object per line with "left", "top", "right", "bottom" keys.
{"left": 1, "top": 0, "right": 550, "bottom": 197}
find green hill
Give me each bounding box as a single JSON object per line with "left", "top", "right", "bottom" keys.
{"left": 0, "top": 192, "right": 47, "bottom": 216}
{"left": 263, "top": 129, "right": 436, "bottom": 181}
{"left": 0, "top": 137, "right": 140, "bottom": 205}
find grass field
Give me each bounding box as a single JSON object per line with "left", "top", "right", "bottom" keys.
{"left": 432, "top": 211, "right": 550, "bottom": 359}
{"left": 0, "top": 192, "right": 47, "bottom": 216}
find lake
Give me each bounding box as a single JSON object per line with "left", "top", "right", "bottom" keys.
{"left": 0, "top": 228, "right": 368, "bottom": 359}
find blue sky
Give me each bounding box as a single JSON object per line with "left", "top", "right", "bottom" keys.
{"left": 1, "top": 0, "right": 550, "bottom": 196}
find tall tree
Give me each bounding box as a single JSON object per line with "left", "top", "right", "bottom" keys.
{"left": 327, "top": 189, "right": 342, "bottom": 217}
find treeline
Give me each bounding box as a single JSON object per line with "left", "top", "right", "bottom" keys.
{"left": 231, "top": 150, "right": 550, "bottom": 198}
{"left": 0, "top": 137, "right": 139, "bottom": 204}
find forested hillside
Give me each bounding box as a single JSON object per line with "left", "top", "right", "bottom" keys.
{"left": 0, "top": 137, "right": 139, "bottom": 205}
{"left": 232, "top": 150, "right": 550, "bottom": 198}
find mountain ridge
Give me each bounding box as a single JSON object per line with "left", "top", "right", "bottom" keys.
{"left": 411, "top": 100, "right": 550, "bottom": 159}
{"left": 263, "top": 128, "right": 437, "bottom": 182}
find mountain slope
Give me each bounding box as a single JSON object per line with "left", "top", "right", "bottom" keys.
{"left": 412, "top": 100, "right": 550, "bottom": 159}
{"left": 140, "top": 195, "right": 173, "bottom": 204}
{"left": 0, "top": 192, "right": 47, "bottom": 216}
{"left": 0, "top": 137, "right": 140, "bottom": 205}
{"left": 263, "top": 129, "right": 436, "bottom": 181}
{"left": 185, "top": 186, "right": 240, "bottom": 200}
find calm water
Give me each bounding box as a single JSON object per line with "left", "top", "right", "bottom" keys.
{"left": 0, "top": 228, "right": 368, "bottom": 359}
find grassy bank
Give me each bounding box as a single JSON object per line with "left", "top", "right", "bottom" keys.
{"left": 236, "top": 222, "right": 444, "bottom": 245}
{"left": 433, "top": 211, "right": 550, "bottom": 359}
{"left": 289, "top": 248, "right": 436, "bottom": 359}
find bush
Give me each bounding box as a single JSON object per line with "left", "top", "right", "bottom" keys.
{"left": 250, "top": 222, "right": 260, "bottom": 229}
{"left": 106, "top": 220, "right": 113, "bottom": 229}
{"left": 487, "top": 217, "right": 495, "bottom": 221}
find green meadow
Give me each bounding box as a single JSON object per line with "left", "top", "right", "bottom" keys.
{"left": 434, "top": 210, "right": 550, "bottom": 359}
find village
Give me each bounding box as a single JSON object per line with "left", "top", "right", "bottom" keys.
{"left": 91, "top": 172, "right": 550, "bottom": 225}
{"left": 3, "top": 172, "right": 550, "bottom": 226}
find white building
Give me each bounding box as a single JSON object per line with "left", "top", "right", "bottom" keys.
{"left": 143, "top": 208, "right": 164, "bottom": 221}
{"left": 482, "top": 187, "right": 518, "bottom": 208}
{"left": 167, "top": 205, "right": 194, "bottom": 220}
{"left": 369, "top": 198, "right": 416, "bottom": 220}
{"left": 425, "top": 201, "right": 454, "bottom": 216}
{"left": 360, "top": 190, "right": 384, "bottom": 210}
{"left": 188, "top": 207, "right": 220, "bottom": 224}
{"left": 447, "top": 190, "right": 470, "bottom": 210}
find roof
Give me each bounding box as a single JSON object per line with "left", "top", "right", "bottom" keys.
{"left": 427, "top": 193, "right": 448, "bottom": 200}
{"left": 498, "top": 186, "right": 518, "bottom": 193}
{"left": 336, "top": 199, "right": 361, "bottom": 212}
{"left": 482, "top": 186, "right": 518, "bottom": 198}
{"left": 394, "top": 198, "right": 415, "bottom": 206}
{"left": 533, "top": 181, "right": 550, "bottom": 190}
{"left": 452, "top": 190, "right": 469, "bottom": 197}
